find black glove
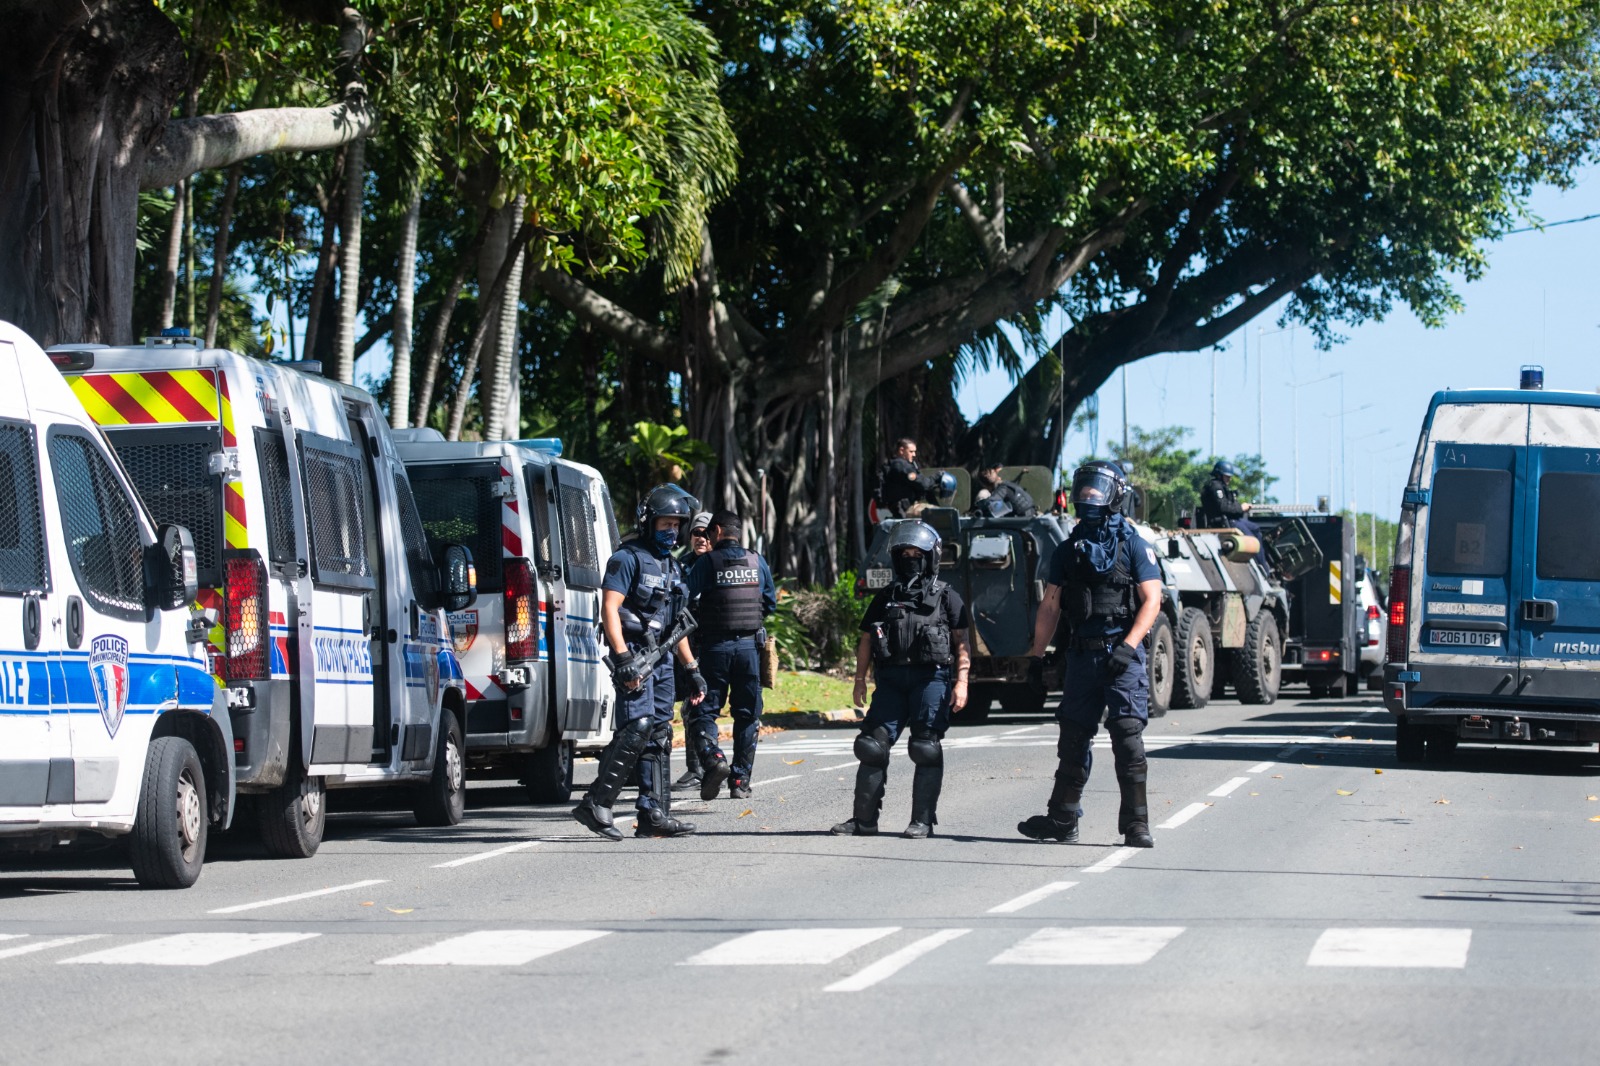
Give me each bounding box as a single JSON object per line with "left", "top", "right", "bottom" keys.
{"left": 1107, "top": 641, "right": 1138, "bottom": 679}
{"left": 611, "top": 650, "right": 644, "bottom": 686}
{"left": 686, "top": 666, "right": 708, "bottom": 700}
{"left": 1026, "top": 656, "right": 1047, "bottom": 696}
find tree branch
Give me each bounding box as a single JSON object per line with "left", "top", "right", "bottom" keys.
{"left": 533, "top": 268, "right": 681, "bottom": 371}
{"left": 142, "top": 100, "right": 375, "bottom": 189}
{"left": 946, "top": 177, "right": 1005, "bottom": 266}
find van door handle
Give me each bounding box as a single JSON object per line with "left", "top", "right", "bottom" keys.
{"left": 1522, "top": 599, "right": 1558, "bottom": 624}
{"left": 66, "top": 595, "right": 84, "bottom": 649}
{"left": 22, "top": 595, "right": 41, "bottom": 651}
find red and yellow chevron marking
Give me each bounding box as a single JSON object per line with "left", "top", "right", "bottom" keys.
{"left": 70, "top": 368, "right": 247, "bottom": 550}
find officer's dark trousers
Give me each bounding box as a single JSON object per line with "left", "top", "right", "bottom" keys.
{"left": 693, "top": 635, "right": 764, "bottom": 783}
{"left": 609, "top": 655, "right": 677, "bottom": 812}
{"left": 851, "top": 664, "right": 951, "bottom": 826}
{"left": 1050, "top": 642, "right": 1149, "bottom": 821}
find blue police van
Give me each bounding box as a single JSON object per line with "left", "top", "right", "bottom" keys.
{"left": 1384, "top": 366, "right": 1600, "bottom": 760}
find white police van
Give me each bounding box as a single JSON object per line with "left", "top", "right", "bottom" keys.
{"left": 48, "top": 336, "right": 476, "bottom": 858}
{"left": 0, "top": 322, "right": 221, "bottom": 887}
{"left": 393, "top": 431, "right": 618, "bottom": 803}
{"left": 1385, "top": 366, "right": 1600, "bottom": 760}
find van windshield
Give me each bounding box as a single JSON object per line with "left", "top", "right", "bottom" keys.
{"left": 1425, "top": 467, "right": 1512, "bottom": 576}
{"left": 1537, "top": 472, "right": 1600, "bottom": 580}
{"left": 406, "top": 463, "right": 504, "bottom": 591}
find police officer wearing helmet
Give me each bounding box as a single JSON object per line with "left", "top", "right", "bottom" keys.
{"left": 685, "top": 510, "right": 778, "bottom": 800}
{"left": 832, "top": 521, "right": 971, "bottom": 839}
{"left": 572, "top": 484, "right": 707, "bottom": 840}
{"left": 877, "top": 439, "right": 957, "bottom": 518}
{"left": 972, "top": 463, "right": 1039, "bottom": 518}
{"left": 1199, "top": 460, "right": 1261, "bottom": 538}
{"left": 1019, "top": 461, "right": 1163, "bottom": 849}
{"left": 672, "top": 512, "right": 716, "bottom": 789}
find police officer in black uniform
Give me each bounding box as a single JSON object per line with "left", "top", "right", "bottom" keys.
{"left": 1019, "top": 461, "right": 1164, "bottom": 848}
{"left": 878, "top": 438, "right": 936, "bottom": 518}
{"left": 685, "top": 510, "right": 777, "bottom": 800}
{"left": 972, "top": 463, "right": 1040, "bottom": 517}
{"left": 832, "top": 521, "right": 971, "bottom": 839}
{"left": 673, "top": 512, "right": 715, "bottom": 789}
{"left": 1199, "top": 460, "right": 1261, "bottom": 538}
{"left": 572, "top": 484, "right": 707, "bottom": 840}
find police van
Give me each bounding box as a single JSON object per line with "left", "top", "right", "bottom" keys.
{"left": 1, "top": 322, "right": 222, "bottom": 887}
{"left": 393, "top": 431, "right": 618, "bottom": 803}
{"left": 1385, "top": 366, "right": 1600, "bottom": 760}
{"left": 47, "top": 336, "right": 476, "bottom": 858}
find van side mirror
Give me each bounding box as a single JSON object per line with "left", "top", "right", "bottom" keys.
{"left": 437, "top": 543, "right": 477, "bottom": 612}
{"left": 149, "top": 523, "right": 198, "bottom": 610}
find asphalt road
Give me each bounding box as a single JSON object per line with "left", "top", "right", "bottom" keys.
{"left": 3, "top": 688, "right": 1598, "bottom": 1066}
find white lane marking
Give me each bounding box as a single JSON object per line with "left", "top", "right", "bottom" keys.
{"left": 378, "top": 929, "right": 608, "bottom": 966}
{"left": 824, "top": 929, "right": 970, "bottom": 992}
{"left": 682, "top": 927, "right": 900, "bottom": 966}
{"left": 991, "top": 926, "right": 1185, "bottom": 966}
{"left": 750, "top": 775, "right": 801, "bottom": 788}
{"left": 0, "top": 934, "right": 22, "bottom": 942}
{"left": 1246, "top": 761, "right": 1275, "bottom": 774}
{"left": 208, "top": 879, "right": 388, "bottom": 914}
{"left": 1083, "top": 847, "right": 1139, "bottom": 874}
{"left": 1308, "top": 928, "right": 1472, "bottom": 968}
{"left": 62, "top": 932, "right": 318, "bottom": 966}
{"left": 0, "top": 934, "right": 106, "bottom": 960}
{"left": 1157, "top": 802, "right": 1209, "bottom": 829}
{"left": 987, "top": 882, "right": 1078, "bottom": 914}
{"left": 1001, "top": 726, "right": 1041, "bottom": 736}
{"left": 433, "top": 841, "right": 541, "bottom": 868}
{"left": 814, "top": 761, "right": 859, "bottom": 772}
{"left": 1209, "top": 776, "right": 1252, "bottom": 798}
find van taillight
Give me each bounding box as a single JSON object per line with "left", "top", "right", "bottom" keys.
{"left": 1385, "top": 565, "right": 1410, "bottom": 664}
{"left": 222, "top": 552, "right": 269, "bottom": 681}
{"left": 503, "top": 558, "right": 537, "bottom": 660}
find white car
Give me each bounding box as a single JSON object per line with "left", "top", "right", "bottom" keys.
{"left": 1357, "top": 567, "right": 1386, "bottom": 689}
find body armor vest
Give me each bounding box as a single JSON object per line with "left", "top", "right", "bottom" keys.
{"left": 698, "top": 544, "right": 765, "bottom": 633}
{"left": 1062, "top": 537, "right": 1136, "bottom": 626}
{"left": 616, "top": 542, "right": 682, "bottom": 641}
{"left": 871, "top": 580, "right": 954, "bottom": 666}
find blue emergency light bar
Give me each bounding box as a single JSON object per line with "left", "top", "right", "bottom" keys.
{"left": 1520, "top": 364, "right": 1544, "bottom": 390}
{"left": 514, "top": 438, "right": 564, "bottom": 456}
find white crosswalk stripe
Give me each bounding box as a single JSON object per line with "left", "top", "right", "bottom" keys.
{"left": 61, "top": 932, "right": 319, "bottom": 967}
{"left": 378, "top": 930, "right": 609, "bottom": 966}
{"left": 0, "top": 934, "right": 107, "bottom": 960}
{"left": 1307, "top": 928, "right": 1473, "bottom": 968}
{"left": 681, "top": 927, "right": 900, "bottom": 966}
{"left": 990, "top": 926, "right": 1186, "bottom": 966}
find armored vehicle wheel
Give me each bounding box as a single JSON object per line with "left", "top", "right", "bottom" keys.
{"left": 1232, "top": 614, "right": 1282, "bottom": 705}
{"left": 523, "top": 739, "right": 575, "bottom": 804}
{"left": 1171, "top": 607, "right": 1213, "bottom": 710}
{"left": 1395, "top": 719, "right": 1426, "bottom": 762}
{"left": 413, "top": 711, "right": 466, "bottom": 827}
{"left": 1145, "top": 613, "right": 1175, "bottom": 718}
{"left": 257, "top": 760, "right": 325, "bottom": 859}
{"left": 130, "top": 736, "right": 208, "bottom": 889}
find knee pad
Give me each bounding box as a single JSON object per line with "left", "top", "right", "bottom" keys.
{"left": 907, "top": 733, "right": 943, "bottom": 768}
{"left": 1107, "top": 717, "right": 1147, "bottom": 775}
{"left": 1107, "top": 717, "right": 1145, "bottom": 742}
{"left": 650, "top": 721, "right": 673, "bottom": 749}
{"left": 854, "top": 726, "right": 891, "bottom": 767}
{"left": 1056, "top": 723, "right": 1094, "bottom": 762}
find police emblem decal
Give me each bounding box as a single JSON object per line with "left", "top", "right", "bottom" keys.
{"left": 448, "top": 609, "right": 479, "bottom": 654}
{"left": 89, "top": 634, "right": 131, "bottom": 738}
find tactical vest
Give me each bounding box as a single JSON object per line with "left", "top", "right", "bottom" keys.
{"left": 871, "top": 580, "right": 954, "bottom": 666}
{"left": 1061, "top": 536, "right": 1137, "bottom": 626}
{"left": 615, "top": 542, "right": 682, "bottom": 641}
{"left": 698, "top": 544, "right": 765, "bottom": 633}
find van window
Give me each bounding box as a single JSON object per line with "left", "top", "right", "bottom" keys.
{"left": 113, "top": 427, "right": 222, "bottom": 586}
{"left": 0, "top": 421, "right": 48, "bottom": 595}
{"left": 392, "top": 471, "right": 438, "bottom": 602}
{"left": 406, "top": 463, "right": 504, "bottom": 592}
{"left": 1425, "top": 467, "right": 1512, "bottom": 576}
{"left": 302, "top": 441, "right": 372, "bottom": 587}
{"left": 523, "top": 464, "right": 555, "bottom": 573}
{"left": 48, "top": 431, "right": 146, "bottom": 618}
{"left": 1537, "top": 472, "right": 1600, "bottom": 580}
{"left": 256, "top": 429, "right": 297, "bottom": 565}
{"left": 556, "top": 480, "right": 602, "bottom": 589}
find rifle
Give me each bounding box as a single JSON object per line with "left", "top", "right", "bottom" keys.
{"left": 605, "top": 607, "right": 699, "bottom": 686}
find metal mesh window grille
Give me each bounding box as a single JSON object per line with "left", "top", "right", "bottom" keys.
{"left": 48, "top": 433, "right": 146, "bottom": 616}
{"left": 116, "top": 438, "right": 220, "bottom": 578}
{"left": 393, "top": 471, "right": 438, "bottom": 601}
{"left": 523, "top": 465, "right": 554, "bottom": 572}
{"left": 256, "top": 429, "right": 296, "bottom": 564}
{"left": 558, "top": 482, "right": 602, "bottom": 589}
{"left": 0, "top": 422, "right": 47, "bottom": 594}
{"left": 598, "top": 482, "right": 619, "bottom": 555}
{"left": 409, "top": 467, "right": 504, "bottom": 591}
{"left": 303, "top": 446, "right": 371, "bottom": 582}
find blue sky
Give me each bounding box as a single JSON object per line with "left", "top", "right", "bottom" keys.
{"left": 955, "top": 163, "right": 1600, "bottom": 521}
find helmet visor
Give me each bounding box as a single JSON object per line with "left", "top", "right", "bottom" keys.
{"left": 1071, "top": 468, "right": 1119, "bottom": 507}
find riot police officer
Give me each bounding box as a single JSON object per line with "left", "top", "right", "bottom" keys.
{"left": 572, "top": 484, "right": 706, "bottom": 840}
{"left": 832, "top": 521, "right": 971, "bottom": 839}
{"left": 673, "top": 512, "right": 715, "bottom": 789}
{"left": 685, "top": 510, "right": 778, "bottom": 800}
{"left": 877, "top": 438, "right": 956, "bottom": 518}
{"left": 972, "top": 463, "right": 1039, "bottom": 517}
{"left": 1019, "top": 461, "right": 1163, "bottom": 849}
{"left": 1199, "top": 460, "right": 1261, "bottom": 537}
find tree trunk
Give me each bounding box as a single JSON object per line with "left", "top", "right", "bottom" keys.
{"left": 332, "top": 135, "right": 365, "bottom": 385}
{"left": 848, "top": 390, "right": 867, "bottom": 567}
{"left": 388, "top": 183, "right": 422, "bottom": 427}
{"left": 301, "top": 163, "right": 342, "bottom": 363}
{"left": 447, "top": 221, "right": 535, "bottom": 440}
{"left": 183, "top": 178, "right": 196, "bottom": 331}
{"left": 479, "top": 197, "right": 526, "bottom": 441}
{"left": 157, "top": 181, "right": 184, "bottom": 329}
{"left": 202, "top": 161, "right": 244, "bottom": 346}
{"left": 412, "top": 212, "right": 494, "bottom": 427}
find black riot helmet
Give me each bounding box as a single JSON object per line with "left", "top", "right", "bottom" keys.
{"left": 636, "top": 483, "right": 699, "bottom": 531}
{"left": 976, "top": 495, "right": 1013, "bottom": 519}
{"left": 1070, "top": 460, "right": 1127, "bottom": 521}
{"left": 1212, "top": 460, "right": 1240, "bottom": 481}
{"left": 887, "top": 520, "right": 942, "bottom": 584}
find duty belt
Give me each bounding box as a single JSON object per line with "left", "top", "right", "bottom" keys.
{"left": 1065, "top": 635, "right": 1119, "bottom": 652}
{"left": 702, "top": 628, "right": 761, "bottom": 639}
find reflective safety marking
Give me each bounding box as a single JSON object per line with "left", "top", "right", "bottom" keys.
{"left": 987, "top": 882, "right": 1078, "bottom": 914}
{"left": 1209, "top": 776, "right": 1252, "bottom": 798}
{"left": 377, "top": 929, "right": 608, "bottom": 967}
{"left": 1083, "top": 846, "right": 1140, "bottom": 873}
{"left": 990, "top": 926, "right": 1185, "bottom": 966}
{"left": 62, "top": 932, "right": 318, "bottom": 966}
{"left": 0, "top": 934, "right": 106, "bottom": 960}
{"left": 681, "top": 927, "right": 899, "bottom": 966}
{"left": 823, "top": 929, "right": 970, "bottom": 992}
{"left": 209, "top": 879, "right": 388, "bottom": 914}
{"left": 1329, "top": 560, "right": 1343, "bottom": 605}
{"left": 1157, "top": 802, "right": 1210, "bottom": 829}
{"left": 1308, "top": 928, "right": 1472, "bottom": 968}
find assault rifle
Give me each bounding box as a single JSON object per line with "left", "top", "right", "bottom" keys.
{"left": 604, "top": 607, "right": 699, "bottom": 686}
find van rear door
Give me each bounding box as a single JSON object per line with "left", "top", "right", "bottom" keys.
{"left": 550, "top": 465, "right": 607, "bottom": 738}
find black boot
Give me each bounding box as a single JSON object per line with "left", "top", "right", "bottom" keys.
{"left": 636, "top": 807, "right": 696, "bottom": 837}
{"left": 573, "top": 719, "right": 650, "bottom": 841}
{"left": 830, "top": 818, "right": 878, "bottom": 836}
{"left": 905, "top": 748, "right": 943, "bottom": 840}
{"left": 1017, "top": 808, "right": 1079, "bottom": 843}
{"left": 638, "top": 739, "right": 695, "bottom": 837}
{"left": 572, "top": 799, "right": 623, "bottom": 841}
{"left": 1118, "top": 776, "right": 1154, "bottom": 848}
{"left": 700, "top": 754, "right": 732, "bottom": 801}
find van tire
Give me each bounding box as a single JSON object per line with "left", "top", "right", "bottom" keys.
{"left": 523, "top": 740, "right": 575, "bottom": 805}
{"left": 257, "top": 761, "right": 325, "bottom": 859}
{"left": 130, "top": 737, "right": 208, "bottom": 889}
{"left": 413, "top": 711, "right": 466, "bottom": 827}
{"left": 1145, "top": 613, "right": 1175, "bottom": 718}
{"left": 1232, "top": 615, "right": 1282, "bottom": 705}
{"left": 1395, "top": 719, "right": 1426, "bottom": 762}
{"left": 1171, "top": 608, "right": 1213, "bottom": 710}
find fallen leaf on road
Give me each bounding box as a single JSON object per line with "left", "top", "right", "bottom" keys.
{"left": 1590, "top": 815, "right": 1600, "bottom": 822}
{"left": 783, "top": 759, "right": 805, "bottom": 765}
{"left": 1336, "top": 789, "right": 1355, "bottom": 796}
{"left": 360, "top": 901, "right": 374, "bottom": 907}
{"left": 1373, "top": 769, "right": 1384, "bottom": 774}
{"left": 1435, "top": 798, "right": 1451, "bottom": 805}
{"left": 738, "top": 809, "right": 754, "bottom": 818}
{"left": 1588, "top": 795, "right": 1597, "bottom": 802}
{"left": 1249, "top": 792, "right": 1260, "bottom": 796}
{"left": 1272, "top": 774, "right": 1284, "bottom": 779}
{"left": 760, "top": 826, "right": 772, "bottom": 830}
{"left": 1513, "top": 846, "right": 1523, "bottom": 850}
{"left": 386, "top": 907, "right": 413, "bottom": 914}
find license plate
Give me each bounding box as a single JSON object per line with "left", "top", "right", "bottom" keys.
{"left": 1429, "top": 628, "right": 1501, "bottom": 647}
{"left": 865, "top": 568, "right": 892, "bottom": 590}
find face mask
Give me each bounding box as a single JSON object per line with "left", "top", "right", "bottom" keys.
{"left": 893, "top": 555, "right": 923, "bottom": 583}
{"left": 1074, "top": 502, "right": 1106, "bottom": 521}
{"left": 653, "top": 527, "right": 680, "bottom": 553}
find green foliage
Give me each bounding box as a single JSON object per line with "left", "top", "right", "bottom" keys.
{"left": 1081, "top": 425, "right": 1275, "bottom": 526}
{"left": 628, "top": 421, "right": 718, "bottom": 480}
{"left": 761, "top": 584, "right": 817, "bottom": 670}
{"left": 789, "top": 570, "right": 869, "bottom": 667}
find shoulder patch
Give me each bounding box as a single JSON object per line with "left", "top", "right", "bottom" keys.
{"left": 605, "top": 558, "right": 623, "bottom": 577}
{"left": 1146, "top": 546, "right": 1157, "bottom": 565}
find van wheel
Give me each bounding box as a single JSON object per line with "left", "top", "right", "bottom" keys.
{"left": 413, "top": 711, "right": 466, "bottom": 827}
{"left": 523, "top": 740, "right": 575, "bottom": 805}
{"left": 1232, "top": 615, "right": 1282, "bottom": 705}
{"left": 257, "top": 761, "right": 325, "bottom": 859}
{"left": 130, "top": 737, "right": 208, "bottom": 889}
{"left": 1145, "top": 613, "right": 1175, "bottom": 718}
{"left": 1395, "top": 719, "right": 1426, "bottom": 762}
{"left": 1171, "top": 607, "right": 1213, "bottom": 710}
